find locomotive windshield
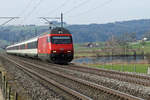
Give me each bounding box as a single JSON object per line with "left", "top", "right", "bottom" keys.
{"left": 50, "top": 36, "right": 72, "bottom": 44}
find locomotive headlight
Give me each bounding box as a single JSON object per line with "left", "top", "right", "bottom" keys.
{"left": 52, "top": 50, "right": 57, "bottom": 53}
{"left": 67, "top": 51, "right": 71, "bottom": 53}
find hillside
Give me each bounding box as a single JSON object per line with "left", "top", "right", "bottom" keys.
{"left": 0, "top": 19, "right": 150, "bottom": 48}
{"left": 67, "top": 19, "right": 150, "bottom": 43}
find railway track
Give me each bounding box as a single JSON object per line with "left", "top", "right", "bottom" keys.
{"left": 3, "top": 55, "right": 144, "bottom": 100}
{"left": 32, "top": 59, "right": 150, "bottom": 87}
{"left": 16, "top": 55, "right": 150, "bottom": 87}
{"left": 64, "top": 64, "right": 150, "bottom": 86}
{"left": 3, "top": 56, "right": 92, "bottom": 100}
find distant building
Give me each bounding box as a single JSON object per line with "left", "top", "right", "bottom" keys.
{"left": 143, "top": 38, "right": 147, "bottom": 41}
{"left": 87, "top": 42, "right": 99, "bottom": 48}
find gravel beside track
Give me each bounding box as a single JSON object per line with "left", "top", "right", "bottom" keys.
{"left": 11, "top": 55, "right": 150, "bottom": 100}
{"left": 5, "top": 55, "right": 144, "bottom": 100}
{"left": 0, "top": 56, "right": 64, "bottom": 100}
{"left": 68, "top": 64, "right": 150, "bottom": 86}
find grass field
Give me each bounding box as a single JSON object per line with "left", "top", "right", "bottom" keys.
{"left": 130, "top": 41, "right": 150, "bottom": 54}
{"left": 74, "top": 41, "right": 150, "bottom": 58}
{"left": 75, "top": 41, "right": 150, "bottom": 73}
{"left": 89, "top": 64, "right": 149, "bottom": 73}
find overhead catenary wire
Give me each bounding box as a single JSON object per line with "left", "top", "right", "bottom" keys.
{"left": 17, "top": 0, "right": 113, "bottom": 25}
{"left": 64, "top": 0, "right": 91, "bottom": 15}
{"left": 80, "top": 0, "right": 113, "bottom": 16}
{"left": 16, "top": 0, "right": 37, "bottom": 25}
{"left": 46, "top": 0, "right": 69, "bottom": 15}
{"left": 17, "top": 0, "right": 36, "bottom": 17}
{"left": 0, "top": 17, "right": 20, "bottom": 26}
{"left": 66, "top": 0, "right": 113, "bottom": 18}
{"left": 22, "top": 0, "right": 44, "bottom": 25}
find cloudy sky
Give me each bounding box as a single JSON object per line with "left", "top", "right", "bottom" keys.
{"left": 0, "top": 0, "right": 149, "bottom": 25}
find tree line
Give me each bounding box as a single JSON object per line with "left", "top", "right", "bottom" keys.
{"left": 0, "top": 19, "right": 150, "bottom": 48}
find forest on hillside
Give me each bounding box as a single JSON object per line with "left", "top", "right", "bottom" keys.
{"left": 1, "top": 19, "right": 150, "bottom": 48}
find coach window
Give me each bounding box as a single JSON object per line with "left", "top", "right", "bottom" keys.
{"left": 32, "top": 41, "right": 36, "bottom": 49}
{"left": 21, "top": 44, "right": 25, "bottom": 49}
{"left": 20, "top": 45, "right": 22, "bottom": 49}
{"left": 28, "top": 41, "right": 37, "bottom": 49}
{"left": 33, "top": 41, "right": 37, "bottom": 48}
{"left": 32, "top": 42, "right": 34, "bottom": 49}
{"left": 28, "top": 43, "right": 31, "bottom": 49}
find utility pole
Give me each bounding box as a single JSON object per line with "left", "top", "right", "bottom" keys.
{"left": 0, "top": 17, "right": 19, "bottom": 26}
{"left": 61, "top": 13, "right": 63, "bottom": 28}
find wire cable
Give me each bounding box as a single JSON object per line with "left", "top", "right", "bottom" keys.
{"left": 64, "top": 0, "right": 91, "bottom": 15}
{"left": 25, "top": 0, "right": 44, "bottom": 18}
{"left": 46, "top": 0, "right": 69, "bottom": 15}
{"left": 15, "top": 0, "right": 36, "bottom": 25}
{"left": 22, "top": 0, "right": 44, "bottom": 25}
{"left": 17, "top": 0, "right": 36, "bottom": 17}
{"left": 66, "top": 0, "right": 113, "bottom": 18}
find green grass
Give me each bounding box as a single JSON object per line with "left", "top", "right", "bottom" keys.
{"left": 128, "top": 41, "right": 150, "bottom": 54}
{"left": 74, "top": 41, "right": 150, "bottom": 57}
{"left": 74, "top": 42, "right": 105, "bottom": 51}
{"left": 90, "top": 64, "right": 149, "bottom": 73}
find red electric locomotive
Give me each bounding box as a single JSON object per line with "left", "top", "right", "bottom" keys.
{"left": 6, "top": 27, "right": 74, "bottom": 64}
{"left": 38, "top": 27, "right": 74, "bottom": 63}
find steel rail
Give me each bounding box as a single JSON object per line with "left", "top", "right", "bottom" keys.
{"left": 65, "top": 64, "right": 150, "bottom": 86}
{"left": 44, "top": 62, "right": 150, "bottom": 86}
{"left": 6, "top": 56, "right": 144, "bottom": 100}
{"left": 23, "top": 59, "right": 150, "bottom": 87}
{"left": 4, "top": 56, "right": 93, "bottom": 100}
{"left": 72, "top": 64, "right": 150, "bottom": 80}
{"left": 7, "top": 55, "right": 150, "bottom": 86}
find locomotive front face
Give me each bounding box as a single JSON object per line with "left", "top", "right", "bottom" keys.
{"left": 49, "top": 35, "right": 74, "bottom": 63}
{"left": 47, "top": 28, "right": 74, "bottom": 64}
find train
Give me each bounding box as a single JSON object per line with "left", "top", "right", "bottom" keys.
{"left": 6, "top": 27, "right": 74, "bottom": 64}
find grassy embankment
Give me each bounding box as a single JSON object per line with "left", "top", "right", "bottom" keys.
{"left": 89, "top": 64, "right": 149, "bottom": 74}
{"left": 74, "top": 41, "right": 150, "bottom": 58}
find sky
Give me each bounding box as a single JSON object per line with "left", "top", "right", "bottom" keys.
{"left": 0, "top": 0, "right": 149, "bottom": 25}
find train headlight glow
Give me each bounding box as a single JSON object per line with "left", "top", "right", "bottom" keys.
{"left": 52, "top": 50, "right": 57, "bottom": 53}
{"left": 67, "top": 51, "right": 71, "bottom": 53}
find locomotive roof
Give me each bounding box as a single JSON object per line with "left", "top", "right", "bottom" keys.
{"left": 50, "top": 27, "right": 71, "bottom": 34}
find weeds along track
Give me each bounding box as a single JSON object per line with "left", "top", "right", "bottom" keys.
{"left": 3, "top": 55, "right": 143, "bottom": 100}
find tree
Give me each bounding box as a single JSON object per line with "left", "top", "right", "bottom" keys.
{"left": 129, "top": 32, "right": 137, "bottom": 42}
